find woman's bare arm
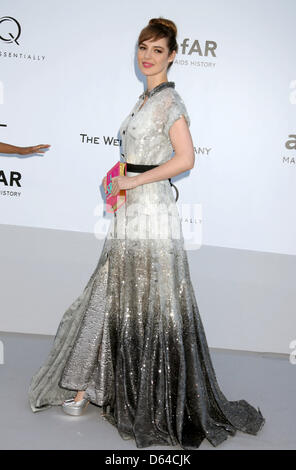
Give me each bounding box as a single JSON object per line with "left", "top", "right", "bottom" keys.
{"left": 105, "top": 116, "right": 194, "bottom": 197}
{"left": 132, "top": 115, "right": 194, "bottom": 187}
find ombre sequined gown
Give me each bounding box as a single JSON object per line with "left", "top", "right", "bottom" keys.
{"left": 28, "top": 81, "right": 265, "bottom": 449}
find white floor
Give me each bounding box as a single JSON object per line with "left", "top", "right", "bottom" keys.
{"left": 0, "top": 331, "right": 295, "bottom": 450}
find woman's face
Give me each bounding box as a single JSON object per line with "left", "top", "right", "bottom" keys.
{"left": 137, "top": 36, "right": 176, "bottom": 77}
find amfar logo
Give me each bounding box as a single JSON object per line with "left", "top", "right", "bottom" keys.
{"left": 285, "top": 135, "right": 296, "bottom": 150}
{"left": 0, "top": 16, "right": 21, "bottom": 45}
{"left": 179, "top": 39, "right": 217, "bottom": 57}
{"left": 282, "top": 82, "right": 296, "bottom": 164}
{"left": 0, "top": 170, "right": 22, "bottom": 186}
{"left": 283, "top": 134, "right": 296, "bottom": 165}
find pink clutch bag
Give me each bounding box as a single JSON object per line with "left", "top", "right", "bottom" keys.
{"left": 106, "top": 161, "right": 127, "bottom": 213}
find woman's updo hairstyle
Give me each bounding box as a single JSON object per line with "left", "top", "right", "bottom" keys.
{"left": 138, "top": 17, "right": 178, "bottom": 70}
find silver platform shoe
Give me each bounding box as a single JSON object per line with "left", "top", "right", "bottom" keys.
{"left": 62, "top": 393, "right": 90, "bottom": 416}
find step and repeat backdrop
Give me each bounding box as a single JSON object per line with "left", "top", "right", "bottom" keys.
{"left": 0, "top": 0, "right": 295, "bottom": 255}
{"left": 0, "top": 0, "right": 296, "bottom": 353}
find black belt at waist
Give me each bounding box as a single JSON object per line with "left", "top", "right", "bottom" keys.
{"left": 126, "top": 162, "right": 179, "bottom": 202}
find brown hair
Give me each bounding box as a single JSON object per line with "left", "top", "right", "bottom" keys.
{"left": 138, "top": 17, "right": 178, "bottom": 70}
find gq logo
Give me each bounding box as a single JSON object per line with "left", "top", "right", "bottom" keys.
{"left": 0, "top": 16, "right": 21, "bottom": 45}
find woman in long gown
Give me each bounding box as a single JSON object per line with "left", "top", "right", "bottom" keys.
{"left": 28, "top": 17, "right": 265, "bottom": 449}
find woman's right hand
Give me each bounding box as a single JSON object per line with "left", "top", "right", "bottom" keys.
{"left": 102, "top": 176, "right": 107, "bottom": 193}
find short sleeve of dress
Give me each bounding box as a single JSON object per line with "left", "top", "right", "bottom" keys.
{"left": 164, "top": 95, "right": 191, "bottom": 137}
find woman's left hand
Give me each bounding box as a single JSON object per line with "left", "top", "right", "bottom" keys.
{"left": 109, "top": 175, "right": 138, "bottom": 197}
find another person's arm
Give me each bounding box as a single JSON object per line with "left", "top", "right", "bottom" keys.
{"left": 0, "top": 142, "right": 50, "bottom": 155}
